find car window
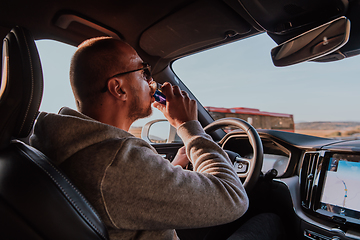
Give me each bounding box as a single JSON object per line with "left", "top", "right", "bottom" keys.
{"left": 172, "top": 33, "right": 360, "bottom": 140}
{"left": 36, "top": 40, "right": 77, "bottom": 113}
{"left": 35, "top": 39, "right": 162, "bottom": 138}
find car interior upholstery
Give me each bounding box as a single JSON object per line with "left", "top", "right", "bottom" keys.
{"left": 1, "top": 0, "right": 360, "bottom": 240}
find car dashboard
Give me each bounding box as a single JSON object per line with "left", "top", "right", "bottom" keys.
{"left": 221, "top": 129, "right": 360, "bottom": 240}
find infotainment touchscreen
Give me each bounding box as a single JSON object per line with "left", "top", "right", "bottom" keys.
{"left": 318, "top": 153, "right": 360, "bottom": 224}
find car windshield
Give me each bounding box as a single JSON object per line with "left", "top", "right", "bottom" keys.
{"left": 172, "top": 33, "right": 360, "bottom": 139}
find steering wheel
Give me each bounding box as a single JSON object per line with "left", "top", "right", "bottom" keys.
{"left": 204, "top": 118, "right": 263, "bottom": 191}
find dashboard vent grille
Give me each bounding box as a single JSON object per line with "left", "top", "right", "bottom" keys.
{"left": 300, "top": 152, "right": 320, "bottom": 209}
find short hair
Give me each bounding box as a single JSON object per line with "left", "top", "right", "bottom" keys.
{"left": 70, "top": 37, "right": 127, "bottom": 106}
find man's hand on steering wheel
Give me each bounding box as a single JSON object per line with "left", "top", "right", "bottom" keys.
{"left": 172, "top": 146, "right": 190, "bottom": 168}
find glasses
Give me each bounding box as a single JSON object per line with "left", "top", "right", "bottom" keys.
{"left": 101, "top": 62, "right": 152, "bottom": 92}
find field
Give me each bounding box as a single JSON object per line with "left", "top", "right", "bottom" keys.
{"left": 295, "top": 122, "right": 360, "bottom": 138}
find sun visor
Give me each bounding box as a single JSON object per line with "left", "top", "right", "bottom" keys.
{"left": 139, "top": 0, "right": 251, "bottom": 58}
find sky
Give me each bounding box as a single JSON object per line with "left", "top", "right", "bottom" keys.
{"left": 36, "top": 40, "right": 77, "bottom": 113}
{"left": 173, "top": 34, "right": 360, "bottom": 123}
{"left": 35, "top": 32, "right": 360, "bottom": 125}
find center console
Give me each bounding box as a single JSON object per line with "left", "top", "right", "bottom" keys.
{"left": 300, "top": 151, "right": 360, "bottom": 239}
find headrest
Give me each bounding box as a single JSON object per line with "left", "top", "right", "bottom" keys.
{"left": 0, "top": 26, "right": 43, "bottom": 149}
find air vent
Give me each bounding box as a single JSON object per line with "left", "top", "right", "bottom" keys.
{"left": 300, "top": 152, "right": 320, "bottom": 209}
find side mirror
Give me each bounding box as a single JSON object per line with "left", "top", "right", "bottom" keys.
{"left": 141, "top": 119, "right": 182, "bottom": 143}
{"left": 271, "top": 16, "right": 350, "bottom": 67}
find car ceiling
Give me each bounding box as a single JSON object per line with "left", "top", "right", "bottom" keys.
{"left": 1, "top": 0, "right": 360, "bottom": 71}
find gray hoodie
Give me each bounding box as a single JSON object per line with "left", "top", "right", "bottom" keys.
{"left": 30, "top": 107, "right": 248, "bottom": 240}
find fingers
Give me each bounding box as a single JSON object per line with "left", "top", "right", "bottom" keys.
{"left": 181, "top": 90, "right": 189, "bottom": 98}
{"left": 161, "top": 82, "right": 173, "bottom": 99}
{"left": 161, "top": 83, "right": 188, "bottom": 99}
{"left": 153, "top": 82, "right": 197, "bottom": 128}
{"left": 172, "top": 85, "right": 181, "bottom": 95}
{"left": 153, "top": 101, "right": 165, "bottom": 112}
{"left": 178, "top": 146, "right": 186, "bottom": 154}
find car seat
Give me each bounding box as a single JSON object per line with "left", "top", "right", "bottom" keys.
{"left": 0, "top": 26, "right": 109, "bottom": 240}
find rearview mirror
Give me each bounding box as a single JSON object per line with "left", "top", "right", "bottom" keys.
{"left": 271, "top": 16, "right": 350, "bottom": 67}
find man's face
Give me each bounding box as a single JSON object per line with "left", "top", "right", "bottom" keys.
{"left": 127, "top": 72, "right": 154, "bottom": 122}
{"left": 129, "top": 83, "right": 152, "bottom": 121}
{"left": 112, "top": 42, "right": 156, "bottom": 122}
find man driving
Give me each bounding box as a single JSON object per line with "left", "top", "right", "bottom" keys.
{"left": 30, "top": 37, "right": 252, "bottom": 239}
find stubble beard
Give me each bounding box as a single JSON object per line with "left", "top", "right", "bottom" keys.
{"left": 128, "top": 92, "right": 153, "bottom": 122}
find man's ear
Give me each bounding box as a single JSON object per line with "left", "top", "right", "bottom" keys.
{"left": 108, "top": 78, "right": 127, "bottom": 101}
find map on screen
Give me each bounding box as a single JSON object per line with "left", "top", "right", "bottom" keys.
{"left": 320, "top": 155, "right": 360, "bottom": 221}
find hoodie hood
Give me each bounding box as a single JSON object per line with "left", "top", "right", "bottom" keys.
{"left": 30, "top": 107, "right": 134, "bottom": 165}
